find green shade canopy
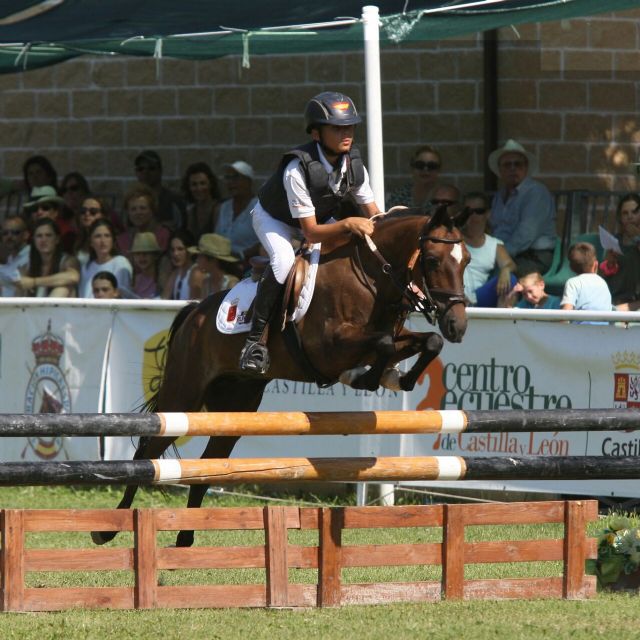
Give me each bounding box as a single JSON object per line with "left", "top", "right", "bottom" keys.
{"left": 1, "top": 0, "right": 639, "bottom": 73}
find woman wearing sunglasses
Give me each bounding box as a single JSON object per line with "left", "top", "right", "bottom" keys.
{"left": 73, "top": 196, "right": 107, "bottom": 266}
{"left": 386, "top": 144, "right": 442, "bottom": 210}
{"left": 461, "top": 192, "right": 516, "bottom": 307}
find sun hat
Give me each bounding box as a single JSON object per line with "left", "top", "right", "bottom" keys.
{"left": 23, "top": 185, "right": 64, "bottom": 210}
{"left": 130, "top": 231, "right": 162, "bottom": 253}
{"left": 488, "top": 139, "right": 538, "bottom": 177}
{"left": 223, "top": 161, "right": 254, "bottom": 180}
{"left": 188, "top": 233, "right": 239, "bottom": 262}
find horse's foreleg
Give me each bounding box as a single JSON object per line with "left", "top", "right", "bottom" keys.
{"left": 381, "top": 331, "right": 443, "bottom": 392}
{"left": 174, "top": 435, "right": 240, "bottom": 548}
{"left": 91, "top": 435, "right": 177, "bottom": 545}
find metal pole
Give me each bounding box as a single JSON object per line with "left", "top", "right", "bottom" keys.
{"left": 362, "top": 5, "right": 385, "bottom": 210}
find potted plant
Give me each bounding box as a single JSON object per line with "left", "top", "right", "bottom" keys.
{"left": 588, "top": 514, "right": 640, "bottom": 591}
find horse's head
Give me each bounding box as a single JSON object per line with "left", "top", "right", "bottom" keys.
{"left": 414, "top": 205, "right": 470, "bottom": 342}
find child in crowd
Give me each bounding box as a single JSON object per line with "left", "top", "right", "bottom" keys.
{"left": 91, "top": 271, "right": 120, "bottom": 299}
{"left": 129, "top": 232, "right": 162, "bottom": 299}
{"left": 561, "top": 242, "right": 613, "bottom": 312}
{"left": 509, "top": 272, "right": 561, "bottom": 309}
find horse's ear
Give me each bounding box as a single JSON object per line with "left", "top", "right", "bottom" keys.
{"left": 454, "top": 206, "right": 473, "bottom": 229}
{"left": 429, "top": 204, "right": 454, "bottom": 231}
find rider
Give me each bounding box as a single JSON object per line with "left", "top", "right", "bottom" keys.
{"left": 239, "top": 91, "right": 381, "bottom": 374}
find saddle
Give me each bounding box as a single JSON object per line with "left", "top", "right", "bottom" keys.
{"left": 242, "top": 247, "right": 314, "bottom": 330}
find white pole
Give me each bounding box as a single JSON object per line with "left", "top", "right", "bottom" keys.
{"left": 362, "top": 5, "right": 393, "bottom": 507}
{"left": 362, "top": 5, "right": 385, "bottom": 211}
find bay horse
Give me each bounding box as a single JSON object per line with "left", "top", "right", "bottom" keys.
{"left": 92, "top": 206, "right": 471, "bottom": 547}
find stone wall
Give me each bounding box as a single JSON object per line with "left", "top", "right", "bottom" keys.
{"left": 0, "top": 8, "right": 638, "bottom": 211}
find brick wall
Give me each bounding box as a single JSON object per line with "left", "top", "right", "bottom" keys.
{"left": 0, "top": 8, "right": 638, "bottom": 211}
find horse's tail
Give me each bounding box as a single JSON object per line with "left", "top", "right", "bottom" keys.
{"left": 141, "top": 301, "right": 200, "bottom": 414}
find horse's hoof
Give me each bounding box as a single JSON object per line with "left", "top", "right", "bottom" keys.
{"left": 90, "top": 531, "right": 115, "bottom": 545}
{"left": 380, "top": 366, "right": 402, "bottom": 391}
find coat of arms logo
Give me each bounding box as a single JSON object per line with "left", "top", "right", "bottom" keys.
{"left": 23, "top": 320, "right": 71, "bottom": 459}
{"left": 612, "top": 351, "right": 640, "bottom": 409}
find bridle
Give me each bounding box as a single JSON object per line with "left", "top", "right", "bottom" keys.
{"left": 363, "top": 224, "right": 466, "bottom": 327}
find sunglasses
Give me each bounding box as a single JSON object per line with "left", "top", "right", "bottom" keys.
{"left": 468, "top": 207, "right": 487, "bottom": 215}
{"left": 412, "top": 160, "right": 440, "bottom": 172}
{"left": 430, "top": 198, "right": 456, "bottom": 207}
{"left": 36, "top": 203, "right": 55, "bottom": 212}
{"left": 80, "top": 206, "right": 102, "bottom": 216}
{"left": 2, "top": 229, "right": 23, "bottom": 237}
{"left": 61, "top": 184, "right": 81, "bottom": 194}
{"left": 135, "top": 164, "right": 159, "bottom": 172}
{"left": 499, "top": 160, "right": 526, "bottom": 170}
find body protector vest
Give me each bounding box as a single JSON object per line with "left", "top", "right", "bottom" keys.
{"left": 258, "top": 142, "right": 365, "bottom": 228}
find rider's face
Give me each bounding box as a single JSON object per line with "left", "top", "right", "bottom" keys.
{"left": 313, "top": 125, "right": 355, "bottom": 156}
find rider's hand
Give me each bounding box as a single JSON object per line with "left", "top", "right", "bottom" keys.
{"left": 344, "top": 217, "right": 375, "bottom": 238}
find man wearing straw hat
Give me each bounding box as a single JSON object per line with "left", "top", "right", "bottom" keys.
{"left": 488, "top": 139, "right": 557, "bottom": 277}
{"left": 188, "top": 233, "right": 240, "bottom": 297}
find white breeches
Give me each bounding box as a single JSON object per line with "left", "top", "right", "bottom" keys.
{"left": 252, "top": 206, "right": 304, "bottom": 284}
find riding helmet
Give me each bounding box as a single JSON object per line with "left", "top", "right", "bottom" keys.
{"left": 304, "top": 92, "right": 362, "bottom": 133}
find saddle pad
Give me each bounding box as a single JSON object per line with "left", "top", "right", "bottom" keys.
{"left": 216, "top": 277, "right": 258, "bottom": 334}
{"left": 215, "top": 243, "right": 321, "bottom": 334}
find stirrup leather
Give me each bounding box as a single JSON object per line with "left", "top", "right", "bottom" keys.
{"left": 239, "top": 341, "right": 270, "bottom": 374}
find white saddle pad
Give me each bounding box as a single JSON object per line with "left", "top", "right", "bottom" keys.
{"left": 216, "top": 243, "right": 321, "bottom": 334}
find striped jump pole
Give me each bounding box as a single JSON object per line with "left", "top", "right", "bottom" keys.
{"left": 0, "top": 408, "right": 637, "bottom": 437}
{"left": 0, "top": 455, "right": 638, "bottom": 486}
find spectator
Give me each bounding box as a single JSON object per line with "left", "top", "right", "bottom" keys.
{"left": 17, "top": 218, "right": 79, "bottom": 297}
{"left": 117, "top": 183, "right": 170, "bottom": 258}
{"left": 22, "top": 155, "right": 58, "bottom": 193}
{"left": 161, "top": 230, "right": 205, "bottom": 300}
{"left": 461, "top": 192, "right": 516, "bottom": 307}
{"left": 0, "top": 216, "right": 30, "bottom": 297}
{"left": 488, "top": 139, "right": 556, "bottom": 277}
{"left": 60, "top": 172, "right": 90, "bottom": 220}
{"left": 23, "top": 186, "right": 76, "bottom": 253}
{"left": 79, "top": 219, "right": 132, "bottom": 298}
{"left": 508, "top": 272, "right": 561, "bottom": 309}
{"left": 599, "top": 193, "right": 640, "bottom": 306}
{"left": 429, "top": 183, "right": 461, "bottom": 218}
{"left": 181, "top": 162, "right": 222, "bottom": 241}
{"left": 561, "top": 242, "right": 612, "bottom": 313}
{"left": 129, "top": 232, "right": 162, "bottom": 299}
{"left": 92, "top": 271, "right": 120, "bottom": 299}
{"left": 133, "top": 150, "right": 185, "bottom": 229}
{"left": 188, "top": 233, "right": 241, "bottom": 297}
{"left": 74, "top": 196, "right": 108, "bottom": 266}
{"left": 216, "top": 161, "right": 260, "bottom": 263}
{"left": 386, "top": 145, "right": 442, "bottom": 211}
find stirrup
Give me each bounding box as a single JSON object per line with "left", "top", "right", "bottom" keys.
{"left": 239, "top": 341, "right": 270, "bottom": 374}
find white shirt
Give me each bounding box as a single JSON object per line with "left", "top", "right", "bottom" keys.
{"left": 283, "top": 143, "right": 375, "bottom": 219}
{"left": 463, "top": 235, "right": 503, "bottom": 305}
{"left": 79, "top": 255, "right": 133, "bottom": 298}
{"left": 561, "top": 273, "right": 613, "bottom": 311}
{"left": 0, "top": 244, "right": 29, "bottom": 297}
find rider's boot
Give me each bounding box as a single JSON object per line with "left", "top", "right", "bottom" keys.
{"left": 239, "top": 267, "right": 284, "bottom": 374}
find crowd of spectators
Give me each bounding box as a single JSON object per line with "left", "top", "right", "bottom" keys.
{"left": 0, "top": 151, "right": 258, "bottom": 300}
{"left": 0, "top": 139, "right": 638, "bottom": 312}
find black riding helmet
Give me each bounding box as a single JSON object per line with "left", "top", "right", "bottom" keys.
{"left": 304, "top": 92, "right": 362, "bottom": 133}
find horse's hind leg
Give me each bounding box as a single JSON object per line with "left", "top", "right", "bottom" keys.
{"left": 173, "top": 376, "right": 268, "bottom": 547}
{"left": 91, "top": 435, "right": 177, "bottom": 544}
{"left": 174, "top": 436, "right": 239, "bottom": 548}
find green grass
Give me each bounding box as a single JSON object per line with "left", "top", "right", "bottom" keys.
{"left": 0, "top": 486, "right": 638, "bottom": 640}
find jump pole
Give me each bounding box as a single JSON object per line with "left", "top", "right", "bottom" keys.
{"left": 0, "top": 455, "right": 638, "bottom": 485}
{"left": 0, "top": 409, "right": 637, "bottom": 437}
